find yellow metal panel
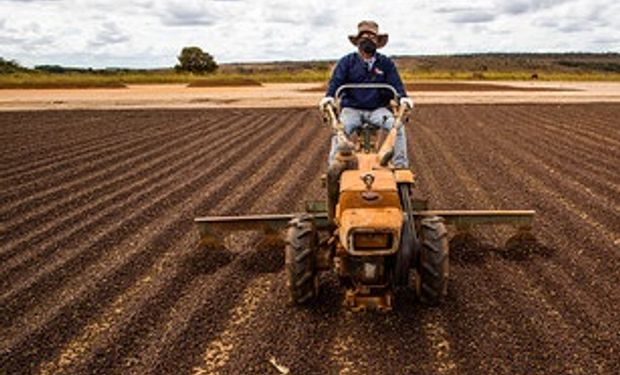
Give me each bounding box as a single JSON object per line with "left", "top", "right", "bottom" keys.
{"left": 394, "top": 169, "right": 415, "bottom": 184}
{"left": 355, "top": 153, "right": 380, "bottom": 171}
{"left": 340, "top": 170, "right": 397, "bottom": 192}
{"left": 339, "top": 207, "right": 403, "bottom": 252}
{"left": 337, "top": 190, "right": 400, "bottom": 211}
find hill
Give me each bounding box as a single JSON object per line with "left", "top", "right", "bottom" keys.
{"left": 221, "top": 52, "right": 620, "bottom": 76}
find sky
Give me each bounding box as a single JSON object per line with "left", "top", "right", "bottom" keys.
{"left": 0, "top": 0, "right": 618, "bottom": 68}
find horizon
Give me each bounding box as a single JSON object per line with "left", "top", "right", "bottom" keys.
{"left": 1, "top": 0, "right": 618, "bottom": 69}
{"left": 4, "top": 51, "right": 619, "bottom": 71}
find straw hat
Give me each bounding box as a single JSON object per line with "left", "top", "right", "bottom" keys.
{"left": 348, "top": 20, "right": 388, "bottom": 48}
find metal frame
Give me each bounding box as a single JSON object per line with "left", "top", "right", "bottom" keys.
{"left": 195, "top": 209, "right": 535, "bottom": 246}
{"left": 334, "top": 83, "right": 400, "bottom": 101}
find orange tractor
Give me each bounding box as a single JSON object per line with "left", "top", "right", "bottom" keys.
{"left": 195, "top": 84, "right": 534, "bottom": 311}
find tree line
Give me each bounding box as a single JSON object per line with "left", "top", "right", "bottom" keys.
{"left": 0, "top": 46, "right": 218, "bottom": 74}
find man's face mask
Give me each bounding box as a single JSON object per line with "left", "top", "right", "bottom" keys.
{"left": 359, "top": 38, "right": 377, "bottom": 54}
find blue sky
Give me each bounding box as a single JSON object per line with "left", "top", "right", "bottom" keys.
{"left": 0, "top": 0, "right": 618, "bottom": 68}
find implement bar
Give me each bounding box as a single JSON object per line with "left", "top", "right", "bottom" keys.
{"left": 194, "top": 210, "right": 534, "bottom": 245}
{"left": 415, "top": 210, "right": 535, "bottom": 228}
{"left": 194, "top": 213, "right": 329, "bottom": 246}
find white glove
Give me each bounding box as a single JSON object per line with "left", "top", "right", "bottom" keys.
{"left": 400, "top": 97, "right": 414, "bottom": 109}
{"left": 319, "top": 96, "right": 335, "bottom": 110}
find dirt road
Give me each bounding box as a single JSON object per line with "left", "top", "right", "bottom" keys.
{"left": 1, "top": 104, "right": 618, "bottom": 374}
{"left": 1, "top": 81, "right": 619, "bottom": 111}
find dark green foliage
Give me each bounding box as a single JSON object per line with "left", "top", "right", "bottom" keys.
{"left": 35, "top": 65, "right": 70, "bottom": 73}
{"left": 175, "top": 47, "right": 218, "bottom": 74}
{"left": 33, "top": 65, "right": 149, "bottom": 74}
{"left": 557, "top": 60, "right": 620, "bottom": 72}
{"left": 0, "top": 57, "right": 28, "bottom": 74}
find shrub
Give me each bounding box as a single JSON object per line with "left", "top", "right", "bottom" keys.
{"left": 175, "top": 47, "right": 218, "bottom": 74}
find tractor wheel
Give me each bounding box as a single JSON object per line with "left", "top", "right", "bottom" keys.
{"left": 418, "top": 216, "right": 449, "bottom": 305}
{"left": 285, "top": 214, "right": 319, "bottom": 304}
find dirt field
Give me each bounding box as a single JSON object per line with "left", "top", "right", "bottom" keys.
{"left": 1, "top": 104, "right": 619, "bottom": 374}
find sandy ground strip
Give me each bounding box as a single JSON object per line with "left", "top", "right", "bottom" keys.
{"left": 0, "top": 81, "right": 619, "bottom": 110}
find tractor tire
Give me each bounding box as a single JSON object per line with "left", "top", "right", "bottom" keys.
{"left": 395, "top": 183, "right": 418, "bottom": 286}
{"left": 418, "top": 216, "right": 449, "bottom": 305}
{"left": 285, "top": 214, "right": 319, "bottom": 304}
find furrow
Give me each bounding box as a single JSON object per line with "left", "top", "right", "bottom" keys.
{"left": 0, "top": 111, "right": 284, "bottom": 316}
{"left": 0, "top": 112, "right": 225, "bottom": 214}
{"left": 490, "top": 104, "right": 618, "bottom": 174}
{"left": 505, "top": 104, "right": 620, "bottom": 162}
{"left": 2, "top": 105, "right": 618, "bottom": 375}
{"left": 491, "top": 258, "right": 607, "bottom": 373}
{"left": 0, "top": 110, "right": 188, "bottom": 180}
{"left": 422, "top": 105, "right": 618, "bottom": 311}
{"left": 516, "top": 103, "right": 620, "bottom": 149}
{"left": 407, "top": 111, "right": 450, "bottom": 206}
{"left": 0, "top": 109, "right": 303, "bottom": 374}
{"left": 458, "top": 106, "right": 619, "bottom": 249}
{"left": 466, "top": 106, "right": 620, "bottom": 230}
{"left": 418, "top": 105, "right": 614, "bottom": 372}
{"left": 177, "top": 118, "right": 333, "bottom": 375}
{"left": 190, "top": 276, "right": 274, "bottom": 375}
{"left": 75, "top": 111, "right": 322, "bottom": 374}
{"left": 0, "top": 112, "right": 258, "bottom": 284}
{"left": 0, "top": 110, "right": 206, "bottom": 179}
{"left": 554, "top": 103, "right": 620, "bottom": 139}
{"left": 517, "top": 260, "right": 619, "bottom": 372}
{"left": 0, "top": 111, "right": 109, "bottom": 165}
{"left": 487, "top": 105, "right": 618, "bottom": 188}
{"left": 411, "top": 120, "right": 532, "bottom": 373}
{"left": 0, "top": 111, "right": 248, "bottom": 264}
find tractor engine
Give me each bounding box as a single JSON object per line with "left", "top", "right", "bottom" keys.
{"left": 333, "top": 167, "right": 403, "bottom": 311}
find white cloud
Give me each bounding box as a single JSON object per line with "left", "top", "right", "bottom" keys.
{"left": 0, "top": 0, "right": 617, "bottom": 68}
{"left": 493, "top": 0, "right": 574, "bottom": 15}
{"left": 88, "top": 22, "right": 130, "bottom": 47}
{"left": 450, "top": 11, "right": 496, "bottom": 23}
{"left": 158, "top": 1, "right": 221, "bottom": 26}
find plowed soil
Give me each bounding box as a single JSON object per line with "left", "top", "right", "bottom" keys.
{"left": 1, "top": 104, "right": 619, "bottom": 375}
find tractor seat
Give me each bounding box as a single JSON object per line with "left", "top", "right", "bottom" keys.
{"left": 354, "top": 123, "right": 379, "bottom": 137}
{"left": 359, "top": 123, "right": 378, "bottom": 131}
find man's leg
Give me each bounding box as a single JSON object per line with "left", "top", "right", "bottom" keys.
{"left": 393, "top": 125, "right": 409, "bottom": 168}
{"left": 369, "top": 107, "right": 409, "bottom": 168}
{"left": 328, "top": 107, "right": 362, "bottom": 165}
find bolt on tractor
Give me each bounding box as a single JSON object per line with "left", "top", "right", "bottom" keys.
{"left": 195, "top": 84, "right": 535, "bottom": 311}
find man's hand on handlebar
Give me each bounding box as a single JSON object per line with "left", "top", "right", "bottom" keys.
{"left": 400, "top": 97, "right": 413, "bottom": 109}
{"left": 319, "top": 96, "right": 335, "bottom": 110}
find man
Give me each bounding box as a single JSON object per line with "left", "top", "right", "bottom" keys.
{"left": 320, "top": 20, "right": 412, "bottom": 168}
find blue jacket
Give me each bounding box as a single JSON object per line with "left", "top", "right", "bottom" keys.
{"left": 326, "top": 52, "right": 407, "bottom": 110}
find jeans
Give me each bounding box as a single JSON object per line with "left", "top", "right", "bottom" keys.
{"left": 328, "top": 107, "right": 409, "bottom": 167}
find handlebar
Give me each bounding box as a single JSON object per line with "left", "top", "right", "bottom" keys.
{"left": 334, "top": 83, "right": 400, "bottom": 101}
{"left": 322, "top": 84, "right": 409, "bottom": 131}
{"left": 321, "top": 83, "right": 411, "bottom": 166}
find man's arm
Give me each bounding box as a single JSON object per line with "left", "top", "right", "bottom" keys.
{"left": 326, "top": 56, "right": 349, "bottom": 98}
{"left": 385, "top": 58, "right": 407, "bottom": 98}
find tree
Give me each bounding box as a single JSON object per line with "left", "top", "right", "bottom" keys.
{"left": 175, "top": 46, "right": 218, "bottom": 74}
{"left": 0, "top": 57, "right": 28, "bottom": 74}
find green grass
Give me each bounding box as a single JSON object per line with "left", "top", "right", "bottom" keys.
{"left": 187, "top": 77, "right": 262, "bottom": 87}
{"left": 0, "top": 72, "right": 191, "bottom": 89}
{"left": 0, "top": 70, "right": 330, "bottom": 89}
{"left": 0, "top": 73, "right": 127, "bottom": 89}
{"left": 0, "top": 69, "right": 618, "bottom": 89}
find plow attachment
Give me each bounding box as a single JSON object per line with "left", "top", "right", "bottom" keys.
{"left": 195, "top": 213, "right": 329, "bottom": 247}
{"left": 194, "top": 206, "right": 535, "bottom": 247}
